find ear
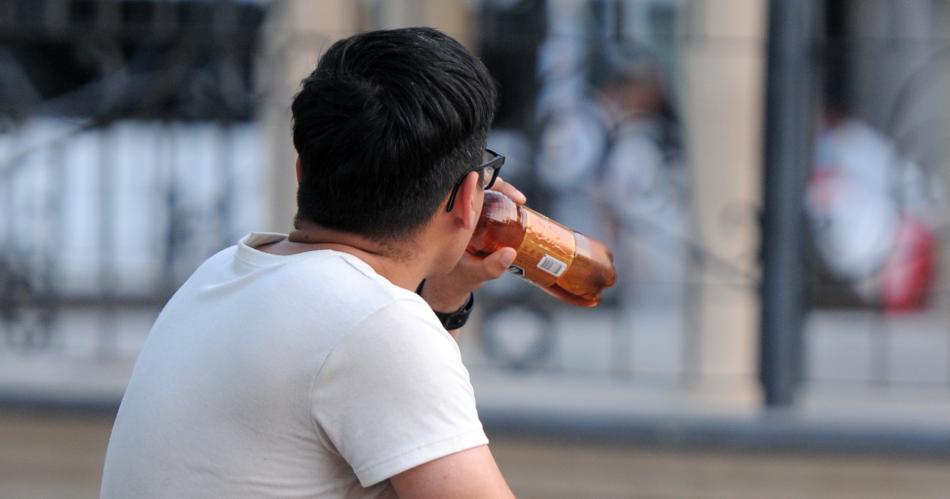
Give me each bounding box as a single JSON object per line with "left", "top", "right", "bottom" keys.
{"left": 295, "top": 157, "right": 303, "bottom": 183}
{"left": 447, "top": 171, "right": 481, "bottom": 230}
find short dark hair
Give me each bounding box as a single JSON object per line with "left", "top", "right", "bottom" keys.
{"left": 291, "top": 27, "right": 497, "bottom": 240}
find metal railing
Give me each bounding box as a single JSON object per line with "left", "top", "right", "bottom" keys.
{"left": 0, "top": 0, "right": 265, "bottom": 372}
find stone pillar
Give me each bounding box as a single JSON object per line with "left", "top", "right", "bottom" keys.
{"left": 679, "top": 0, "right": 767, "bottom": 400}
{"left": 371, "top": 0, "right": 474, "bottom": 49}
{"left": 258, "top": 1, "right": 359, "bottom": 232}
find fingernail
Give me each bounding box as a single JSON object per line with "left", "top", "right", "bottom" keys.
{"left": 500, "top": 249, "right": 516, "bottom": 268}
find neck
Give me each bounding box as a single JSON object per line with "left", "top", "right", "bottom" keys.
{"left": 287, "top": 222, "right": 431, "bottom": 291}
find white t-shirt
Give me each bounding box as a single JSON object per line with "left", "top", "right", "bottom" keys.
{"left": 101, "top": 233, "right": 488, "bottom": 498}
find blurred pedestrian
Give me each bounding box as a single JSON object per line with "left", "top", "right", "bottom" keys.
{"left": 592, "top": 45, "right": 686, "bottom": 307}
{"left": 807, "top": 107, "right": 939, "bottom": 311}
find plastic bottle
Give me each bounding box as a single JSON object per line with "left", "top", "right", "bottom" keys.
{"left": 467, "top": 191, "right": 617, "bottom": 307}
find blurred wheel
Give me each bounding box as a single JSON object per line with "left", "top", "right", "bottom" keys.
{"left": 479, "top": 304, "right": 554, "bottom": 370}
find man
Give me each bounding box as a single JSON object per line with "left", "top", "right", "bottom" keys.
{"left": 101, "top": 27, "right": 521, "bottom": 498}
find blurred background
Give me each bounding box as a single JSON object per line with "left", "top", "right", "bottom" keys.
{"left": 2, "top": 0, "right": 950, "bottom": 497}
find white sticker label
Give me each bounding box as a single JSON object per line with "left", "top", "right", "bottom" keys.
{"left": 537, "top": 254, "right": 567, "bottom": 277}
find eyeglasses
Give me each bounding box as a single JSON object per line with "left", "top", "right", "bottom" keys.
{"left": 445, "top": 149, "right": 505, "bottom": 212}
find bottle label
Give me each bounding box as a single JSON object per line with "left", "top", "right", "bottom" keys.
{"left": 537, "top": 254, "right": 567, "bottom": 277}
{"left": 513, "top": 209, "right": 576, "bottom": 287}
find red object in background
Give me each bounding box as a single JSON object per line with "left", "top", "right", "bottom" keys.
{"left": 879, "top": 218, "right": 938, "bottom": 312}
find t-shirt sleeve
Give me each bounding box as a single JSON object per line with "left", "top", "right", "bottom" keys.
{"left": 310, "top": 298, "right": 488, "bottom": 487}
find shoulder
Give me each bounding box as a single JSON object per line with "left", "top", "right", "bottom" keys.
{"left": 328, "top": 297, "right": 457, "bottom": 370}
{"left": 311, "top": 297, "right": 469, "bottom": 407}
{"left": 296, "top": 251, "right": 423, "bottom": 304}
{"left": 310, "top": 299, "right": 483, "bottom": 488}
{"left": 312, "top": 297, "right": 470, "bottom": 418}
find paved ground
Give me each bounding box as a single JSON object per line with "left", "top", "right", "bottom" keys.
{"left": 2, "top": 410, "right": 949, "bottom": 499}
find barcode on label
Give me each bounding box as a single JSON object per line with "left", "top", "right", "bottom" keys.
{"left": 537, "top": 254, "right": 567, "bottom": 277}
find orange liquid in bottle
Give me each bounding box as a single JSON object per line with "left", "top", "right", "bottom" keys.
{"left": 467, "top": 191, "right": 617, "bottom": 307}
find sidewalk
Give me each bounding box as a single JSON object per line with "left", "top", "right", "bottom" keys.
{"left": 1, "top": 411, "right": 948, "bottom": 499}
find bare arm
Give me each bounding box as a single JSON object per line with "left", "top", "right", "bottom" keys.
{"left": 390, "top": 445, "right": 516, "bottom": 499}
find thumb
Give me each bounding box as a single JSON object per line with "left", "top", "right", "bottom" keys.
{"left": 484, "top": 247, "right": 517, "bottom": 279}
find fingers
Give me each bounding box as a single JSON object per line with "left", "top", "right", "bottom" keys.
{"left": 420, "top": 247, "right": 519, "bottom": 313}
{"left": 479, "top": 247, "right": 517, "bottom": 279}
{"left": 455, "top": 247, "right": 516, "bottom": 282}
{"left": 491, "top": 177, "right": 526, "bottom": 205}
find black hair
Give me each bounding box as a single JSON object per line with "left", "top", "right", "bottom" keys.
{"left": 291, "top": 27, "right": 497, "bottom": 240}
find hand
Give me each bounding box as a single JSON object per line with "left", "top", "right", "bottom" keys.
{"left": 490, "top": 176, "right": 527, "bottom": 205}
{"left": 421, "top": 178, "right": 526, "bottom": 315}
